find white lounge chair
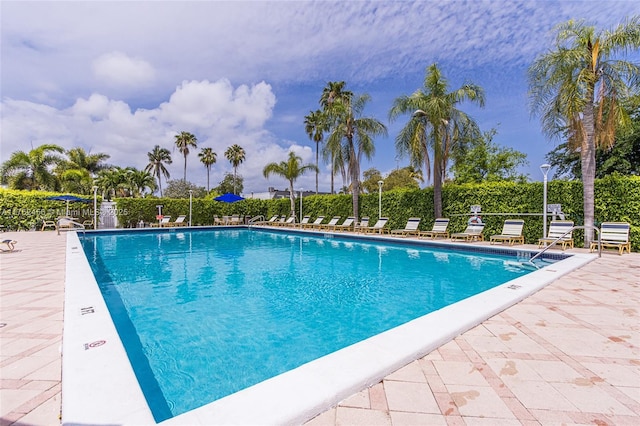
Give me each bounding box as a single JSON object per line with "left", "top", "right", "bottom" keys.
{"left": 354, "top": 217, "right": 370, "bottom": 233}
{"left": 152, "top": 216, "right": 171, "bottom": 228}
{"left": 590, "top": 222, "right": 631, "bottom": 255}
{"left": 169, "top": 215, "right": 187, "bottom": 226}
{"left": 450, "top": 223, "right": 485, "bottom": 242}
{"left": 318, "top": 216, "right": 341, "bottom": 230}
{"left": 362, "top": 217, "right": 389, "bottom": 234}
{"left": 419, "top": 218, "right": 450, "bottom": 239}
{"left": 390, "top": 217, "right": 421, "bottom": 237}
{"left": 538, "top": 220, "right": 574, "bottom": 250}
{"left": 331, "top": 217, "right": 356, "bottom": 232}
{"left": 302, "top": 216, "right": 325, "bottom": 229}
{"left": 490, "top": 219, "right": 525, "bottom": 245}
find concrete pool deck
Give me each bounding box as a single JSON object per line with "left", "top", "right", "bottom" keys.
{"left": 1, "top": 230, "right": 639, "bottom": 425}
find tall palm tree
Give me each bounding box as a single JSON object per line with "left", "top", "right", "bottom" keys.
{"left": 224, "top": 144, "right": 246, "bottom": 194}
{"left": 263, "top": 151, "right": 319, "bottom": 217}
{"left": 389, "top": 63, "right": 485, "bottom": 218}
{"left": 126, "top": 168, "right": 156, "bottom": 197}
{"left": 528, "top": 17, "right": 640, "bottom": 245}
{"left": 198, "top": 147, "right": 217, "bottom": 192}
{"left": 304, "top": 109, "right": 327, "bottom": 194}
{"left": 0, "top": 144, "right": 64, "bottom": 190}
{"left": 174, "top": 131, "right": 198, "bottom": 181}
{"left": 145, "top": 145, "right": 172, "bottom": 197}
{"left": 326, "top": 92, "right": 387, "bottom": 219}
{"left": 95, "top": 167, "right": 131, "bottom": 199}
{"left": 320, "top": 81, "right": 353, "bottom": 194}
{"left": 64, "top": 147, "right": 110, "bottom": 176}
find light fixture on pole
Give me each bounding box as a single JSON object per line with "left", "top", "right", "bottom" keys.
{"left": 540, "top": 164, "right": 551, "bottom": 237}
{"left": 378, "top": 180, "right": 384, "bottom": 218}
{"left": 299, "top": 188, "right": 303, "bottom": 223}
{"left": 92, "top": 185, "right": 98, "bottom": 230}
{"left": 188, "top": 190, "right": 193, "bottom": 227}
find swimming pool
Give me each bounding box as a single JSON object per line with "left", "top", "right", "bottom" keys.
{"left": 61, "top": 227, "right": 594, "bottom": 425}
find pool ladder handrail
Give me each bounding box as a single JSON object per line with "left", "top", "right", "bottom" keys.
{"left": 527, "top": 225, "right": 601, "bottom": 269}
{"left": 247, "top": 215, "right": 265, "bottom": 226}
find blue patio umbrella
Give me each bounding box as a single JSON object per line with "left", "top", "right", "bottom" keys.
{"left": 46, "top": 194, "right": 91, "bottom": 216}
{"left": 214, "top": 193, "right": 245, "bottom": 203}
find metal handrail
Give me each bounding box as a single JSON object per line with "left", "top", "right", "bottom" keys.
{"left": 528, "top": 225, "right": 601, "bottom": 268}
{"left": 247, "top": 215, "right": 265, "bottom": 225}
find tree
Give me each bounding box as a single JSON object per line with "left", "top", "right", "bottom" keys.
{"left": 56, "top": 147, "right": 111, "bottom": 194}
{"left": 0, "top": 144, "right": 64, "bottom": 191}
{"left": 528, "top": 17, "right": 640, "bottom": 244}
{"left": 389, "top": 63, "right": 485, "bottom": 217}
{"left": 361, "top": 168, "right": 384, "bottom": 193}
{"left": 263, "top": 151, "right": 319, "bottom": 217}
{"left": 451, "top": 129, "right": 528, "bottom": 184}
{"left": 304, "top": 109, "right": 327, "bottom": 194}
{"left": 145, "top": 145, "right": 172, "bottom": 197}
{"left": 198, "top": 147, "right": 217, "bottom": 192}
{"left": 385, "top": 167, "right": 423, "bottom": 190}
{"left": 95, "top": 167, "right": 131, "bottom": 200}
{"left": 214, "top": 172, "right": 243, "bottom": 195}
{"left": 163, "top": 179, "right": 207, "bottom": 199}
{"left": 174, "top": 131, "right": 198, "bottom": 181}
{"left": 63, "top": 147, "right": 110, "bottom": 176}
{"left": 320, "top": 81, "right": 353, "bottom": 194}
{"left": 127, "top": 169, "right": 156, "bottom": 197}
{"left": 224, "top": 144, "right": 246, "bottom": 194}
{"left": 326, "top": 92, "right": 387, "bottom": 218}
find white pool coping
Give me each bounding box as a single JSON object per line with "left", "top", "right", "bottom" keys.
{"left": 61, "top": 229, "right": 596, "bottom": 425}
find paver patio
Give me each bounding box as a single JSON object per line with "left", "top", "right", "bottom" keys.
{"left": 1, "top": 230, "right": 638, "bottom": 425}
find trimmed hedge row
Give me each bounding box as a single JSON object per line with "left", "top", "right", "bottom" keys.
{"left": 1, "top": 175, "right": 638, "bottom": 251}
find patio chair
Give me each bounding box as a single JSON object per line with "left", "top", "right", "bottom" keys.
{"left": 538, "top": 220, "right": 574, "bottom": 250}
{"left": 390, "top": 217, "right": 421, "bottom": 237}
{"left": 490, "top": 219, "right": 525, "bottom": 245}
{"left": 276, "top": 216, "right": 296, "bottom": 227}
{"left": 169, "top": 215, "right": 187, "bottom": 226}
{"left": 354, "top": 217, "right": 370, "bottom": 233}
{"left": 419, "top": 218, "right": 450, "bottom": 239}
{"left": 1, "top": 239, "right": 17, "bottom": 252}
{"left": 318, "top": 216, "right": 341, "bottom": 230}
{"left": 590, "top": 222, "right": 631, "bottom": 255}
{"left": 230, "top": 214, "right": 241, "bottom": 225}
{"left": 151, "top": 216, "right": 171, "bottom": 228}
{"left": 450, "top": 223, "right": 485, "bottom": 242}
{"left": 297, "top": 216, "right": 311, "bottom": 227}
{"left": 41, "top": 220, "right": 56, "bottom": 231}
{"left": 302, "top": 216, "right": 325, "bottom": 229}
{"left": 331, "top": 217, "right": 356, "bottom": 232}
{"left": 362, "top": 217, "right": 389, "bottom": 234}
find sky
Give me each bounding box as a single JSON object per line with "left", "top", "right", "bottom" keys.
{"left": 1, "top": 0, "right": 638, "bottom": 195}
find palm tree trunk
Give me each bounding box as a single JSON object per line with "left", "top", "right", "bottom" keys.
{"left": 433, "top": 160, "right": 443, "bottom": 218}
{"left": 206, "top": 167, "right": 210, "bottom": 192}
{"left": 233, "top": 167, "right": 237, "bottom": 194}
{"left": 289, "top": 181, "right": 296, "bottom": 218}
{"left": 315, "top": 141, "right": 319, "bottom": 194}
{"left": 183, "top": 155, "right": 187, "bottom": 181}
{"left": 582, "top": 98, "right": 596, "bottom": 246}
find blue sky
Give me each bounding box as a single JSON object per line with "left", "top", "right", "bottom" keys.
{"left": 1, "top": 1, "right": 638, "bottom": 194}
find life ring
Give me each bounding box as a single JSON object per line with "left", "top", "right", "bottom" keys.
{"left": 468, "top": 215, "right": 482, "bottom": 225}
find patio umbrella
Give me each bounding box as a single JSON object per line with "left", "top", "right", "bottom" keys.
{"left": 45, "top": 194, "right": 91, "bottom": 216}
{"left": 214, "top": 193, "right": 245, "bottom": 203}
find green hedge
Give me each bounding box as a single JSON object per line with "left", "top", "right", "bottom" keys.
{"left": 1, "top": 175, "right": 638, "bottom": 251}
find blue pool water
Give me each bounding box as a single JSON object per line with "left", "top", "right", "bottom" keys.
{"left": 82, "top": 228, "right": 534, "bottom": 421}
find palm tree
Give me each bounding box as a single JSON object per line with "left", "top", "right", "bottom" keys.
{"left": 320, "top": 81, "right": 353, "bottom": 194}
{"left": 224, "top": 144, "right": 246, "bottom": 194}
{"left": 389, "top": 63, "right": 485, "bottom": 218}
{"left": 198, "top": 147, "right": 217, "bottom": 192}
{"left": 263, "top": 151, "right": 319, "bottom": 217}
{"left": 126, "top": 168, "right": 156, "bottom": 197}
{"left": 95, "top": 167, "right": 130, "bottom": 199}
{"left": 528, "top": 17, "right": 640, "bottom": 245}
{"left": 0, "top": 144, "right": 64, "bottom": 190}
{"left": 326, "top": 92, "right": 387, "bottom": 219}
{"left": 304, "top": 109, "right": 327, "bottom": 194}
{"left": 64, "top": 148, "right": 110, "bottom": 176}
{"left": 144, "top": 145, "right": 172, "bottom": 197}
{"left": 174, "top": 131, "right": 198, "bottom": 181}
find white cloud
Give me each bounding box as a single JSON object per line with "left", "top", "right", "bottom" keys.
{"left": 92, "top": 51, "right": 155, "bottom": 88}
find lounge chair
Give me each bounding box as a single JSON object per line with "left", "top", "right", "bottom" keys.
{"left": 419, "top": 218, "right": 450, "bottom": 239}
{"left": 450, "top": 223, "right": 485, "bottom": 242}
{"left": 331, "top": 217, "right": 356, "bottom": 232}
{"left": 302, "top": 216, "right": 325, "bottom": 229}
{"left": 1, "top": 239, "right": 17, "bottom": 252}
{"left": 169, "top": 215, "right": 187, "bottom": 226}
{"left": 590, "top": 222, "right": 631, "bottom": 255}
{"left": 255, "top": 215, "right": 279, "bottom": 225}
{"left": 490, "top": 219, "right": 525, "bottom": 245}
{"left": 390, "top": 217, "right": 421, "bottom": 237}
{"left": 362, "top": 217, "right": 389, "bottom": 234}
{"left": 41, "top": 220, "right": 56, "bottom": 231}
{"left": 538, "top": 220, "right": 574, "bottom": 250}
{"left": 297, "top": 216, "right": 311, "bottom": 227}
{"left": 276, "top": 216, "right": 296, "bottom": 227}
{"left": 230, "top": 214, "right": 242, "bottom": 225}
{"left": 318, "top": 216, "right": 341, "bottom": 230}
{"left": 354, "top": 217, "right": 370, "bottom": 233}
{"left": 151, "top": 216, "right": 171, "bottom": 227}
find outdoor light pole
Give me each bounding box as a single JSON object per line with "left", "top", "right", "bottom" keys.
{"left": 92, "top": 186, "right": 98, "bottom": 230}
{"left": 378, "top": 180, "right": 384, "bottom": 218}
{"left": 540, "top": 164, "right": 551, "bottom": 237}
{"left": 188, "top": 190, "right": 193, "bottom": 227}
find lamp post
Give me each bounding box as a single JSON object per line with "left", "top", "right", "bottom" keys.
{"left": 378, "top": 180, "right": 384, "bottom": 218}
{"left": 92, "top": 186, "right": 98, "bottom": 230}
{"left": 299, "top": 188, "right": 303, "bottom": 223}
{"left": 188, "top": 190, "right": 193, "bottom": 227}
{"left": 540, "top": 164, "right": 551, "bottom": 237}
